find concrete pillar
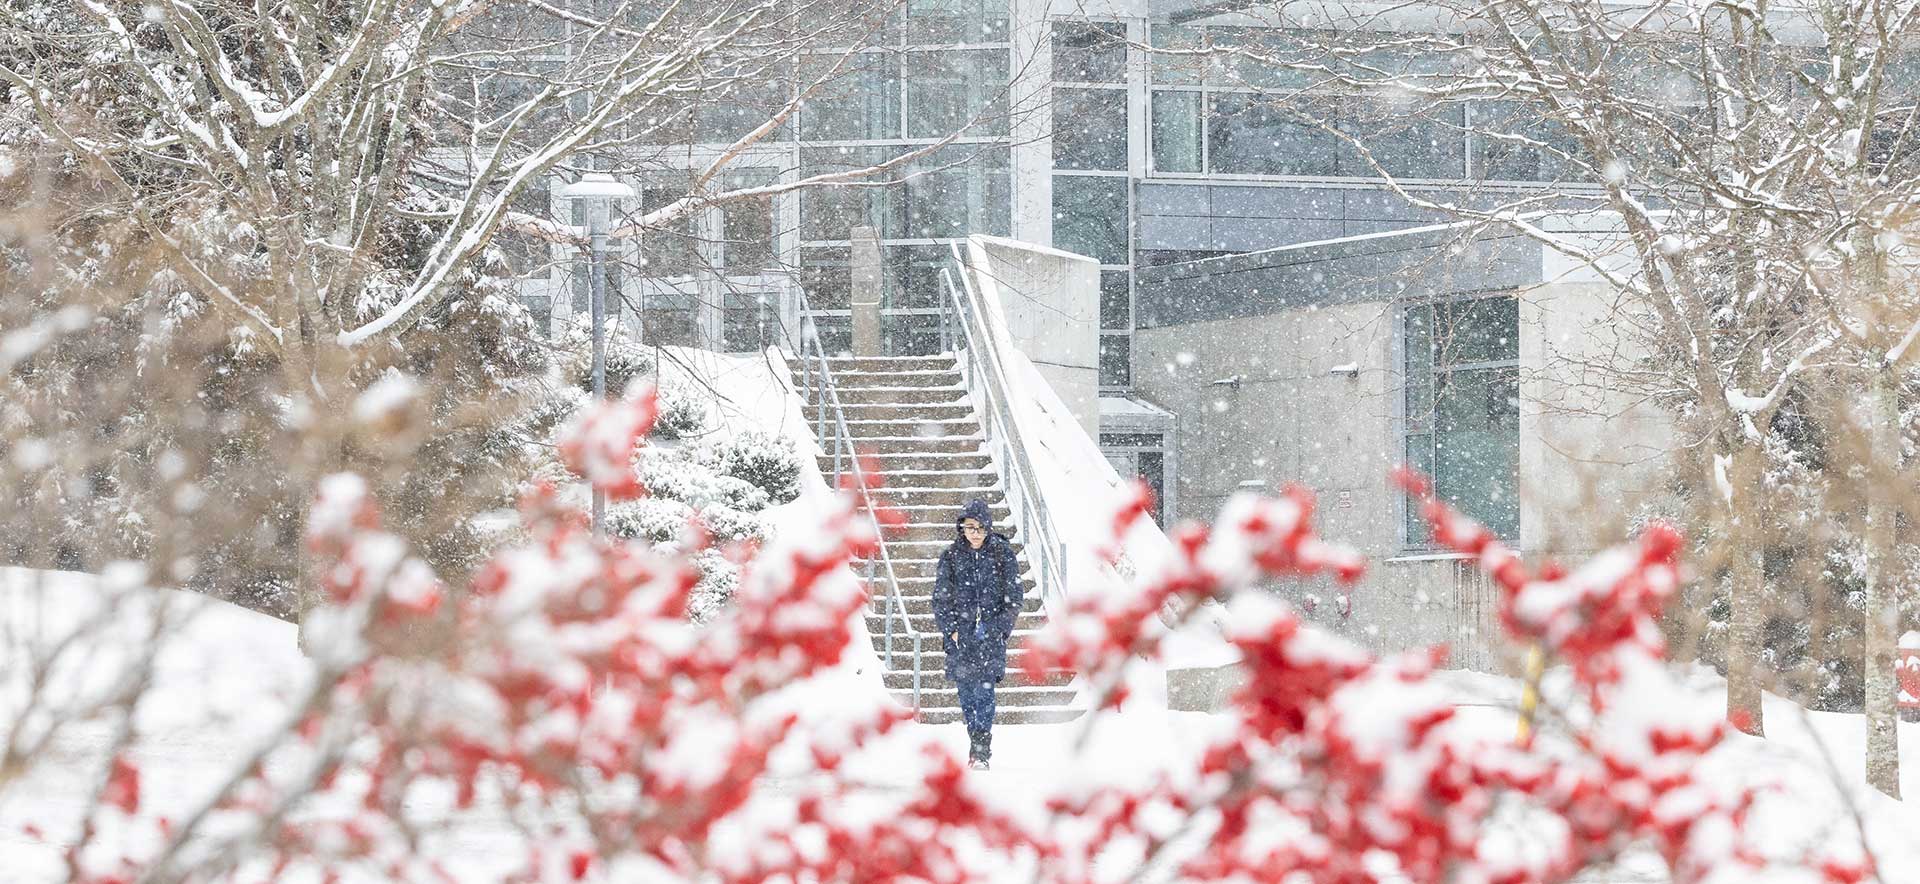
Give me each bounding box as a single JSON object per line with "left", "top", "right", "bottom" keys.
{"left": 850, "top": 226, "right": 884, "bottom": 356}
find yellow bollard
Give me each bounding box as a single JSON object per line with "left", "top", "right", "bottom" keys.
{"left": 1516, "top": 644, "right": 1544, "bottom": 748}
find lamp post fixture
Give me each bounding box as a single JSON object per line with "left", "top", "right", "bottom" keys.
{"left": 558, "top": 172, "right": 637, "bottom": 537}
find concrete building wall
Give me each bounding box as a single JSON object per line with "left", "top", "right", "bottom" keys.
{"left": 1519, "top": 279, "right": 1679, "bottom": 555}
{"left": 1131, "top": 228, "right": 1675, "bottom": 671}
{"left": 1132, "top": 300, "right": 1499, "bottom": 665}
{"left": 967, "top": 235, "right": 1102, "bottom": 437}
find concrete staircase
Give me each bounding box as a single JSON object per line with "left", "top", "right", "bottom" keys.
{"left": 789, "top": 354, "right": 1081, "bottom": 725}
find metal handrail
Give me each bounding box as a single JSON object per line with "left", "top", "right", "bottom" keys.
{"left": 788, "top": 290, "right": 931, "bottom": 711}
{"left": 940, "top": 244, "right": 1070, "bottom": 613}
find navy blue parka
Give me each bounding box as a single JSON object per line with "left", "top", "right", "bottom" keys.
{"left": 931, "top": 499, "right": 1023, "bottom": 684}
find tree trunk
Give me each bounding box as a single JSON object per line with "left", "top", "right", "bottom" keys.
{"left": 1725, "top": 444, "right": 1767, "bottom": 736}
{"left": 1863, "top": 367, "right": 1902, "bottom": 799}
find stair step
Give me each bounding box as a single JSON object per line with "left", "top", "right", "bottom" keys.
{"left": 886, "top": 523, "right": 1022, "bottom": 543}
{"left": 827, "top": 370, "right": 962, "bottom": 389}
{"left": 881, "top": 669, "right": 1073, "bottom": 690}
{"left": 916, "top": 707, "right": 1085, "bottom": 725}
{"left": 798, "top": 356, "right": 956, "bottom": 373}
{"left": 880, "top": 504, "right": 1015, "bottom": 523}
{"left": 806, "top": 388, "right": 967, "bottom": 407}
{"left": 890, "top": 685, "right": 1078, "bottom": 709}
{"left": 868, "top": 595, "right": 1043, "bottom": 616}
{"left": 819, "top": 453, "right": 993, "bottom": 473}
{"left": 874, "top": 574, "right": 1039, "bottom": 593}
{"left": 867, "top": 489, "right": 1009, "bottom": 509}
{"left": 834, "top": 469, "right": 999, "bottom": 490}
{"left": 876, "top": 538, "right": 1025, "bottom": 558}
{"left": 834, "top": 404, "right": 974, "bottom": 423}
{"left": 867, "top": 611, "right": 1047, "bottom": 633}
{"left": 876, "top": 557, "right": 1030, "bottom": 580}
{"left": 823, "top": 435, "right": 982, "bottom": 454}
{"left": 836, "top": 419, "right": 977, "bottom": 438}
{"left": 873, "top": 632, "right": 1042, "bottom": 653}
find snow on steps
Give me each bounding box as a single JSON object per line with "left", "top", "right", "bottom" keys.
{"left": 787, "top": 353, "right": 1083, "bottom": 726}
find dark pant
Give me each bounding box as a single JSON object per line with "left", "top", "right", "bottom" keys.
{"left": 957, "top": 678, "right": 996, "bottom": 755}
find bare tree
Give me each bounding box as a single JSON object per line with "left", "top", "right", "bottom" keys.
{"left": 1143, "top": 0, "right": 1920, "bottom": 789}
{"left": 0, "top": 0, "right": 1014, "bottom": 623}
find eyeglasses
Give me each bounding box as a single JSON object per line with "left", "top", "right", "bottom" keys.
{"left": 960, "top": 525, "right": 986, "bottom": 534}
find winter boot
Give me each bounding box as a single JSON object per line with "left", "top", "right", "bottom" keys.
{"left": 967, "top": 730, "right": 990, "bottom": 769}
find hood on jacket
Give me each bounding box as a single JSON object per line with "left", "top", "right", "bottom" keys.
{"left": 954, "top": 498, "right": 995, "bottom": 539}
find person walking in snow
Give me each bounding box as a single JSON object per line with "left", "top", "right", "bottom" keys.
{"left": 932, "top": 498, "right": 1023, "bottom": 770}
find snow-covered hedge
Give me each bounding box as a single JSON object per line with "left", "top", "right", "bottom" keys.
{"left": 714, "top": 430, "right": 802, "bottom": 505}
{"left": 650, "top": 379, "right": 712, "bottom": 441}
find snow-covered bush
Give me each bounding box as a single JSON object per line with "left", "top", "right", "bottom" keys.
{"left": 555, "top": 323, "right": 656, "bottom": 396}
{"left": 650, "top": 378, "right": 711, "bottom": 440}
{"left": 695, "top": 502, "right": 764, "bottom": 545}
{"left": 638, "top": 450, "right": 770, "bottom": 517}
{"left": 604, "top": 497, "right": 697, "bottom": 546}
{"left": 687, "top": 546, "right": 739, "bottom": 625}
{"left": 715, "top": 429, "right": 802, "bottom": 505}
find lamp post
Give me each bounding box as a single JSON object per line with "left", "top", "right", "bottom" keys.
{"left": 559, "top": 172, "right": 637, "bottom": 536}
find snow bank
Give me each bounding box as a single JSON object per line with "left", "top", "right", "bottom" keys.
{"left": 0, "top": 567, "right": 313, "bottom": 879}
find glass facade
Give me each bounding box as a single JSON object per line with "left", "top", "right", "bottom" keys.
{"left": 1403, "top": 295, "right": 1521, "bottom": 544}
{"left": 1049, "top": 19, "right": 1134, "bottom": 388}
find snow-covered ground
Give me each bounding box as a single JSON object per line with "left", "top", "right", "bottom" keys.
{"left": 5, "top": 566, "right": 1918, "bottom": 882}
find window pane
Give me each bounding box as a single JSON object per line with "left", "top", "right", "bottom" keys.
{"left": 695, "top": 73, "right": 789, "bottom": 143}
{"left": 642, "top": 287, "right": 698, "bottom": 347}
{"left": 904, "top": 50, "right": 1009, "bottom": 138}
{"left": 884, "top": 245, "right": 950, "bottom": 309}
{"left": 906, "top": 0, "right": 1007, "bottom": 44}
{"left": 720, "top": 196, "right": 773, "bottom": 275}
{"left": 722, "top": 291, "right": 773, "bottom": 352}
{"left": 1138, "top": 450, "right": 1165, "bottom": 523}
{"left": 1434, "top": 366, "right": 1519, "bottom": 540}
{"left": 1404, "top": 431, "right": 1434, "bottom": 544}
{"left": 1212, "top": 27, "right": 1321, "bottom": 89}
{"left": 1340, "top": 98, "right": 1465, "bottom": 179}
{"left": 1099, "top": 333, "right": 1131, "bottom": 386}
{"left": 1432, "top": 295, "right": 1518, "bottom": 366}
{"left": 883, "top": 313, "right": 942, "bottom": 356}
{"left": 717, "top": 171, "right": 775, "bottom": 275}
{"left": 800, "top": 146, "right": 905, "bottom": 240}
{"left": 524, "top": 294, "right": 553, "bottom": 335}
{"left": 1404, "top": 303, "right": 1434, "bottom": 434}
{"left": 1100, "top": 271, "right": 1131, "bottom": 329}
{"left": 1053, "top": 88, "right": 1129, "bottom": 171}
{"left": 1471, "top": 100, "right": 1584, "bottom": 182}
{"left": 1053, "top": 20, "right": 1127, "bottom": 83}
{"left": 800, "top": 53, "right": 901, "bottom": 141}
{"left": 813, "top": 314, "right": 853, "bottom": 356}
{"left": 801, "top": 247, "right": 852, "bottom": 310}
{"left": 1208, "top": 93, "right": 1336, "bottom": 176}
{"left": 639, "top": 182, "right": 697, "bottom": 277}
{"left": 1052, "top": 174, "right": 1128, "bottom": 265}
{"left": 1149, "top": 23, "right": 1204, "bottom": 86}
{"left": 905, "top": 145, "right": 1010, "bottom": 238}
{"left": 1151, "top": 91, "right": 1203, "bottom": 173}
